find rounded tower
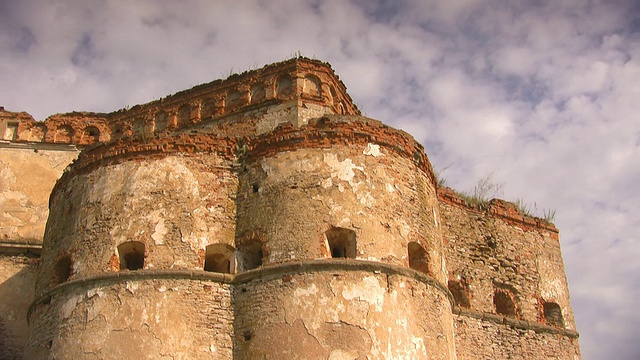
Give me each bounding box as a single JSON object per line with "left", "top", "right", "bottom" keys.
{"left": 232, "top": 116, "right": 454, "bottom": 358}
{"left": 26, "top": 58, "right": 456, "bottom": 359}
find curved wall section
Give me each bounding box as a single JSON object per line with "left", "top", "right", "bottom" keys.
{"left": 232, "top": 261, "right": 456, "bottom": 359}
{"left": 26, "top": 274, "right": 233, "bottom": 359}
{"left": 235, "top": 117, "right": 447, "bottom": 284}
{"left": 36, "top": 152, "right": 237, "bottom": 295}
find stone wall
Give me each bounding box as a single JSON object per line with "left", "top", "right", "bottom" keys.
{"left": 36, "top": 153, "right": 237, "bottom": 295}
{"left": 26, "top": 273, "right": 233, "bottom": 359}
{"left": 0, "top": 254, "right": 38, "bottom": 360}
{"left": 0, "top": 107, "right": 109, "bottom": 145}
{"left": 0, "top": 57, "right": 581, "bottom": 359}
{"left": 0, "top": 144, "right": 79, "bottom": 244}
{"left": 453, "top": 310, "right": 580, "bottom": 359}
{"left": 102, "top": 57, "right": 360, "bottom": 142}
{"left": 233, "top": 261, "right": 455, "bottom": 359}
{"left": 438, "top": 187, "right": 580, "bottom": 359}
{"left": 236, "top": 134, "right": 442, "bottom": 279}
{"left": 28, "top": 105, "right": 462, "bottom": 358}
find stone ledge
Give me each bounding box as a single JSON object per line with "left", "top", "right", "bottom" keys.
{"left": 0, "top": 140, "right": 79, "bottom": 152}
{"left": 233, "top": 259, "right": 451, "bottom": 303}
{"left": 27, "top": 269, "right": 235, "bottom": 323}
{"left": 0, "top": 241, "right": 42, "bottom": 255}
{"left": 453, "top": 306, "right": 579, "bottom": 338}
{"left": 28, "top": 259, "right": 452, "bottom": 323}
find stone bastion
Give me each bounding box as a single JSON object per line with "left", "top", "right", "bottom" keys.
{"left": 0, "top": 57, "right": 580, "bottom": 359}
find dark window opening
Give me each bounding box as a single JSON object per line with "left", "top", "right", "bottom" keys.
{"left": 408, "top": 241, "right": 429, "bottom": 274}
{"left": 243, "top": 330, "right": 253, "bottom": 341}
{"left": 326, "top": 227, "right": 356, "bottom": 259}
{"left": 494, "top": 289, "right": 517, "bottom": 317}
{"left": 543, "top": 302, "right": 564, "bottom": 327}
{"left": 155, "top": 111, "right": 168, "bottom": 132}
{"left": 204, "top": 244, "right": 235, "bottom": 273}
{"left": 237, "top": 240, "right": 263, "bottom": 271}
{"left": 118, "top": 241, "right": 145, "bottom": 270}
{"left": 54, "top": 255, "right": 72, "bottom": 283}
{"left": 250, "top": 83, "right": 266, "bottom": 103}
{"left": 226, "top": 90, "right": 241, "bottom": 110}
{"left": 276, "top": 75, "right": 292, "bottom": 97}
{"left": 132, "top": 119, "right": 146, "bottom": 135}
{"left": 201, "top": 99, "right": 216, "bottom": 118}
{"left": 448, "top": 280, "right": 471, "bottom": 308}
{"left": 177, "top": 104, "right": 191, "bottom": 125}
{"left": 82, "top": 126, "right": 100, "bottom": 144}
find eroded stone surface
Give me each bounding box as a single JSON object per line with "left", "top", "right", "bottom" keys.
{"left": 233, "top": 270, "right": 454, "bottom": 359}
{"left": 0, "top": 254, "right": 37, "bottom": 360}
{"left": 0, "top": 147, "right": 79, "bottom": 242}
{"left": 0, "top": 58, "right": 579, "bottom": 359}
{"left": 27, "top": 278, "right": 233, "bottom": 359}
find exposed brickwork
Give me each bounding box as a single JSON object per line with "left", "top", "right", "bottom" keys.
{"left": 453, "top": 310, "right": 581, "bottom": 359}
{"left": 438, "top": 186, "right": 558, "bottom": 235}
{"left": 0, "top": 58, "right": 579, "bottom": 359}
{"left": 1, "top": 57, "right": 359, "bottom": 146}
{"left": 438, "top": 185, "right": 580, "bottom": 358}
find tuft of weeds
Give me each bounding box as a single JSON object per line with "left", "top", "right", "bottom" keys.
{"left": 436, "top": 170, "right": 557, "bottom": 222}
{"left": 514, "top": 199, "right": 557, "bottom": 223}
{"left": 542, "top": 208, "right": 556, "bottom": 223}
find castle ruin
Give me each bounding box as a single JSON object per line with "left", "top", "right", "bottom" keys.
{"left": 0, "top": 58, "right": 580, "bottom": 359}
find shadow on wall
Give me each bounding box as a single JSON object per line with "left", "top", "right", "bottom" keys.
{"left": 0, "top": 254, "right": 39, "bottom": 360}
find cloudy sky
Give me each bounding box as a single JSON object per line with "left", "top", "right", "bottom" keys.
{"left": 1, "top": 0, "right": 638, "bottom": 358}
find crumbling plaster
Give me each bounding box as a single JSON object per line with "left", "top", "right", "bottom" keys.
{"left": 0, "top": 57, "right": 579, "bottom": 359}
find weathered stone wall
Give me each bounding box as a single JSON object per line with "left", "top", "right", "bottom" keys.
{"left": 0, "top": 145, "right": 79, "bottom": 243}
{"left": 28, "top": 108, "right": 461, "bottom": 358}
{"left": 0, "top": 254, "right": 38, "bottom": 360}
{"left": 233, "top": 261, "right": 455, "bottom": 360}
{"left": 37, "top": 153, "right": 237, "bottom": 295}
{"left": 438, "top": 188, "right": 580, "bottom": 359}
{"left": 3, "top": 57, "right": 580, "bottom": 359}
{"left": 106, "top": 57, "right": 359, "bottom": 142}
{"left": 0, "top": 57, "right": 357, "bottom": 148}
{"left": 438, "top": 192, "right": 576, "bottom": 328}
{"left": 453, "top": 311, "right": 580, "bottom": 359}
{"left": 1, "top": 107, "right": 110, "bottom": 145}
{"left": 0, "top": 122, "right": 83, "bottom": 360}
{"left": 26, "top": 273, "right": 233, "bottom": 359}
{"left": 236, "top": 141, "right": 444, "bottom": 282}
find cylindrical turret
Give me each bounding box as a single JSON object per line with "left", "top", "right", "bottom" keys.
{"left": 26, "top": 134, "right": 239, "bottom": 359}
{"left": 232, "top": 117, "right": 454, "bottom": 358}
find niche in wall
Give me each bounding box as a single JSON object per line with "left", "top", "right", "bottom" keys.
{"left": 236, "top": 239, "right": 263, "bottom": 271}
{"left": 543, "top": 302, "right": 565, "bottom": 327}
{"left": 325, "top": 227, "right": 356, "bottom": 259}
{"left": 54, "top": 255, "right": 72, "bottom": 284}
{"left": 204, "top": 244, "right": 235, "bottom": 273}
{"left": 118, "top": 241, "right": 145, "bottom": 271}
{"left": 448, "top": 280, "right": 471, "bottom": 308}
{"left": 408, "top": 241, "right": 429, "bottom": 274}
{"left": 493, "top": 288, "right": 517, "bottom": 317}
